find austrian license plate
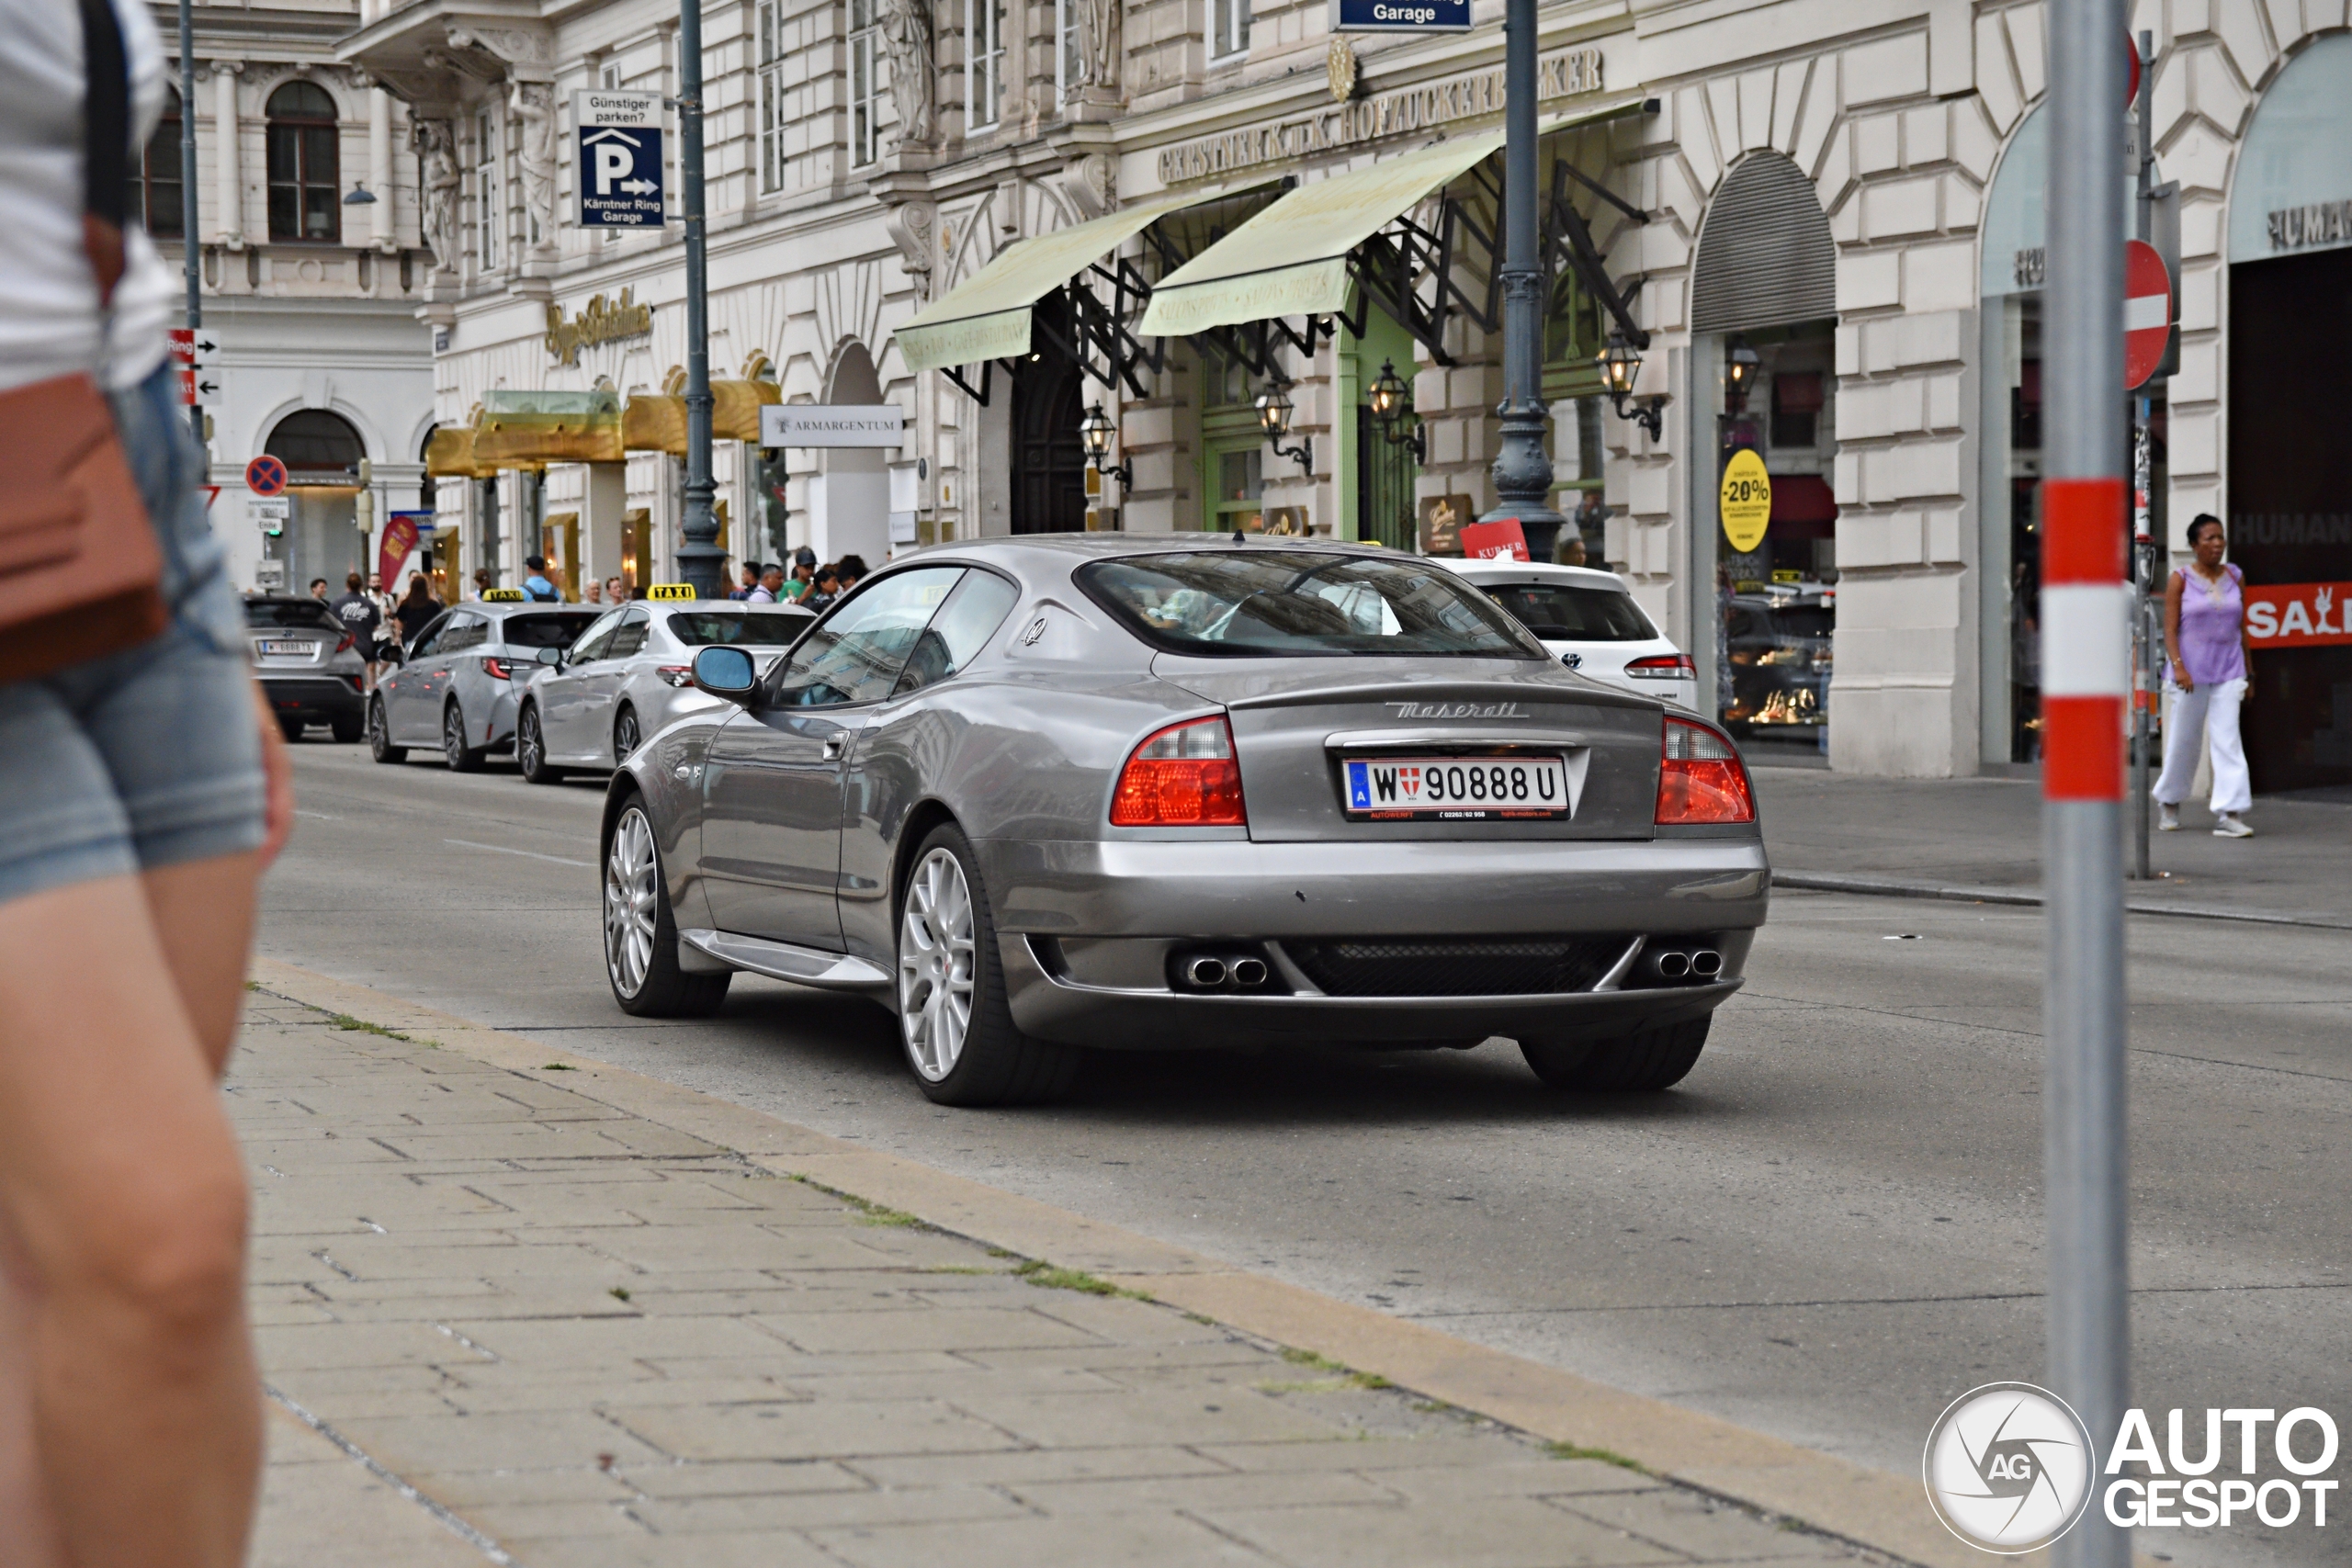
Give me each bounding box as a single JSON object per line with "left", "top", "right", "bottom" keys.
{"left": 257, "top": 640, "right": 318, "bottom": 658}
{"left": 1341, "top": 755, "right": 1570, "bottom": 821}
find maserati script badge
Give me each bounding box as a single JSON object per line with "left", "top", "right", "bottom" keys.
{"left": 1384, "top": 701, "right": 1530, "bottom": 719}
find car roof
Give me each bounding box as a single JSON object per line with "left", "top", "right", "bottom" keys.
{"left": 655, "top": 599, "right": 815, "bottom": 614}
{"left": 452, "top": 600, "right": 605, "bottom": 618}
{"left": 1437, "top": 558, "right": 1635, "bottom": 592}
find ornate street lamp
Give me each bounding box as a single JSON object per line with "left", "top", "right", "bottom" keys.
{"left": 1368, "top": 358, "right": 1426, "bottom": 464}
{"left": 1725, "top": 337, "right": 1760, "bottom": 414}
{"left": 1598, "top": 332, "right": 1664, "bottom": 440}
{"left": 1254, "top": 383, "right": 1313, "bottom": 473}
{"left": 1077, "top": 402, "right": 1131, "bottom": 488}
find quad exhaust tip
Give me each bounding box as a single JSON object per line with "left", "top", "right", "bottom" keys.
{"left": 1186, "top": 956, "right": 1228, "bottom": 987}
{"left": 1648, "top": 948, "right": 1724, "bottom": 982}
{"left": 1655, "top": 950, "right": 1690, "bottom": 979}
{"left": 1229, "top": 956, "right": 1269, "bottom": 987}
{"left": 1690, "top": 949, "right": 1724, "bottom": 978}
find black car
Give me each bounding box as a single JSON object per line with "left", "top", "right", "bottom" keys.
{"left": 246, "top": 596, "right": 368, "bottom": 741}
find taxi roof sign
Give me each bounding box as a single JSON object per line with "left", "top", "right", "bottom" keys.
{"left": 481, "top": 587, "right": 527, "bottom": 602}
{"left": 646, "top": 582, "right": 696, "bottom": 600}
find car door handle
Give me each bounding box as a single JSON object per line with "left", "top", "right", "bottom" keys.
{"left": 822, "top": 735, "right": 846, "bottom": 761}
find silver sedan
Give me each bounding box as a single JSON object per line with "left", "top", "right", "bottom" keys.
{"left": 368, "top": 601, "right": 605, "bottom": 771}
{"left": 599, "top": 536, "right": 1770, "bottom": 1108}
{"left": 514, "top": 600, "right": 816, "bottom": 784}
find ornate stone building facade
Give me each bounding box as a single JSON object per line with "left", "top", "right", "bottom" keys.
{"left": 339, "top": 0, "right": 2352, "bottom": 786}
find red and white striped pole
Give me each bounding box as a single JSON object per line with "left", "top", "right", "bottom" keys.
{"left": 2043, "top": 1, "right": 2132, "bottom": 1563}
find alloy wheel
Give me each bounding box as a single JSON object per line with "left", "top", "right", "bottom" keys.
{"left": 519, "top": 707, "right": 544, "bottom": 775}
{"left": 604, "top": 807, "right": 659, "bottom": 998}
{"left": 443, "top": 706, "right": 467, "bottom": 769}
{"left": 899, "top": 847, "right": 978, "bottom": 1082}
{"left": 614, "top": 708, "right": 641, "bottom": 762}
{"left": 368, "top": 699, "right": 388, "bottom": 752}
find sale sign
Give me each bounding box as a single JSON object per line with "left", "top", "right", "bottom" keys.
{"left": 2245, "top": 581, "right": 2352, "bottom": 648}
{"left": 1458, "top": 517, "right": 1531, "bottom": 561}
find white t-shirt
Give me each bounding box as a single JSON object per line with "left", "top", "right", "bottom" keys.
{"left": 0, "top": 0, "right": 176, "bottom": 394}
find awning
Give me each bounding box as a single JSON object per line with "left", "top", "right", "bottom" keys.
{"left": 893, "top": 195, "right": 1201, "bottom": 374}
{"left": 1139, "top": 134, "right": 1502, "bottom": 338}
{"left": 423, "top": 426, "right": 488, "bottom": 479}
{"left": 472, "top": 389, "right": 624, "bottom": 467}
{"left": 620, "top": 381, "right": 782, "bottom": 455}
{"left": 1769, "top": 474, "right": 1838, "bottom": 537}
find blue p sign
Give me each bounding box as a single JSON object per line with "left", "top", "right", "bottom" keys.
{"left": 573, "top": 90, "right": 666, "bottom": 229}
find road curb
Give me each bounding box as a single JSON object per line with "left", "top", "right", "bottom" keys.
{"left": 1774, "top": 871, "right": 2352, "bottom": 931}
{"left": 246, "top": 955, "right": 2023, "bottom": 1568}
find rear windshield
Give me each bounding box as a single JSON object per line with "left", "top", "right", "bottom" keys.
{"left": 245, "top": 600, "right": 340, "bottom": 631}
{"left": 667, "top": 609, "right": 809, "bottom": 647}
{"left": 1479, "top": 583, "right": 1657, "bottom": 643}
{"left": 499, "top": 612, "right": 601, "bottom": 649}
{"left": 1079, "top": 551, "right": 1541, "bottom": 660}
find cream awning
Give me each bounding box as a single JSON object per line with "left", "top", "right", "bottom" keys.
{"left": 893, "top": 195, "right": 1204, "bottom": 374}
{"left": 1138, "top": 134, "right": 1503, "bottom": 339}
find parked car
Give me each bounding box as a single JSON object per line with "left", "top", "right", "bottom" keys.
{"left": 246, "top": 595, "right": 368, "bottom": 742}
{"left": 514, "top": 600, "right": 817, "bottom": 784}
{"left": 599, "top": 536, "right": 1768, "bottom": 1109}
{"left": 367, "top": 601, "right": 603, "bottom": 771}
{"left": 1439, "top": 559, "right": 1700, "bottom": 712}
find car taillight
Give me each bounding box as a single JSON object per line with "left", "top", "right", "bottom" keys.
{"left": 1624, "top": 652, "right": 1696, "bottom": 679}
{"left": 481, "top": 657, "right": 515, "bottom": 680}
{"left": 334, "top": 632, "right": 355, "bottom": 655}
{"left": 1109, "top": 716, "right": 1246, "bottom": 827}
{"left": 1657, "top": 716, "right": 1755, "bottom": 825}
{"left": 656, "top": 665, "right": 694, "bottom": 687}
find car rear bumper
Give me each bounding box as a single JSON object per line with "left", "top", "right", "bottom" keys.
{"left": 976, "top": 835, "right": 1766, "bottom": 1050}
{"left": 257, "top": 673, "right": 363, "bottom": 722}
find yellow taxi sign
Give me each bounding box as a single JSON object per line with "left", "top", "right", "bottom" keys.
{"left": 481, "top": 587, "right": 526, "bottom": 602}
{"left": 1719, "top": 448, "right": 1771, "bottom": 555}
{"left": 645, "top": 582, "right": 697, "bottom": 601}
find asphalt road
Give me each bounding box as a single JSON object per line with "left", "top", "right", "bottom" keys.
{"left": 262, "top": 742, "right": 2352, "bottom": 1567}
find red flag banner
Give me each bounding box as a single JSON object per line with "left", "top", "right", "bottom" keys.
{"left": 378, "top": 512, "right": 424, "bottom": 584}
{"left": 2245, "top": 581, "right": 2352, "bottom": 649}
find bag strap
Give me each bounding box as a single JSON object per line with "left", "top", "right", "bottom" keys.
{"left": 79, "top": 0, "right": 131, "bottom": 303}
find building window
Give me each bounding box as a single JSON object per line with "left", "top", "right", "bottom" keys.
{"left": 757, "top": 0, "right": 787, "bottom": 191}
{"left": 849, "top": 0, "right": 881, "bottom": 166}
{"left": 1209, "top": 0, "right": 1250, "bottom": 62}
{"left": 600, "top": 61, "right": 622, "bottom": 89}
{"left": 266, "top": 80, "right": 339, "bottom": 243}
{"left": 1056, "top": 0, "right": 1080, "bottom": 104}
{"left": 130, "top": 85, "right": 183, "bottom": 238}
{"left": 473, "top": 107, "right": 500, "bottom": 271}
{"left": 967, "top": 0, "right": 1002, "bottom": 131}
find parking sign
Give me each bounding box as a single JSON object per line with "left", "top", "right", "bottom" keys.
{"left": 573, "top": 91, "right": 665, "bottom": 228}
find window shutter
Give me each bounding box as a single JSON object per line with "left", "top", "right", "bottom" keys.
{"left": 1690, "top": 152, "right": 1838, "bottom": 335}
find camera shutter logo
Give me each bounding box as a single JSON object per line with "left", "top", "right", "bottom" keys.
{"left": 1922, "top": 1382, "right": 2095, "bottom": 1553}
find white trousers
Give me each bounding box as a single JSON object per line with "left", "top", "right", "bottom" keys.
{"left": 2153, "top": 678, "right": 2251, "bottom": 815}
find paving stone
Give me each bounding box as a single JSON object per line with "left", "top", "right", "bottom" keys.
{"left": 1555, "top": 1488, "right": 1831, "bottom": 1562}
{"left": 630, "top": 1481, "right": 1030, "bottom": 1533}
{"left": 606, "top": 1399, "right": 1014, "bottom": 1463}
{"left": 606, "top": 1458, "right": 871, "bottom": 1500}
{"left": 847, "top": 1444, "right": 1237, "bottom": 1490}
{"left": 328, "top": 1409, "right": 670, "bottom": 1475}
{"left": 944, "top": 1384, "right": 1346, "bottom": 1449}
{"left": 1201, "top": 1495, "right": 1690, "bottom": 1568}
{"left": 748, "top": 1305, "right": 1109, "bottom": 1354}
{"left": 998, "top": 1465, "right": 1397, "bottom": 1516}
{"left": 808, "top": 1510, "right": 1278, "bottom": 1568}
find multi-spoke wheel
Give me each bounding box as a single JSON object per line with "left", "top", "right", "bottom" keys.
{"left": 442, "top": 703, "right": 485, "bottom": 773}
{"left": 899, "top": 848, "right": 978, "bottom": 1083}
{"left": 367, "top": 697, "right": 405, "bottom": 764}
{"left": 613, "top": 706, "right": 642, "bottom": 763}
{"left": 603, "top": 799, "right": 729, "bottom": 1018}
{"left": 893, "top": 823, "right": 1080, "bottom": 1106}
{"left": 518, "top": 704, "right": 563, "bottom": 784}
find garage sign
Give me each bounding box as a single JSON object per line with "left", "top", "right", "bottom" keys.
{"left": 574, "top": 91, "right": 665, "bottom": 229}
{"left": 1719, "top": 449, "right": 1771, "bottom": 553}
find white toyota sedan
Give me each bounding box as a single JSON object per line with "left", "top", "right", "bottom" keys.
{"left": 1441, "top": 559, "right": 1699, "bottom": 712}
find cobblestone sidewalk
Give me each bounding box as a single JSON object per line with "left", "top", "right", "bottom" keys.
{"left": 230, "top": 990, "right": 1881, "bottom": 1568}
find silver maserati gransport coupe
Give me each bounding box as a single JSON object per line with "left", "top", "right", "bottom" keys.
{"left": 598, "top": 535, "right": 1770, "bottom": 1107}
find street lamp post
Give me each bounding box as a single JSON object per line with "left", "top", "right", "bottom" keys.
{"left": 674, "top": 0, "right": 725, "bottom": 600}
{"left": 178, "top": 0, "right": 200, "bottom": 446}
{"left": 1481, "top": 0, "right": 1563, "bottom": 563}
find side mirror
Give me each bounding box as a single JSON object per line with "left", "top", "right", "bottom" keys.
{"left": 535, "top": 645, "right": 563, "bottom": 667}
{"left": 691, "top": 645, "right": 759, "bottom": 703}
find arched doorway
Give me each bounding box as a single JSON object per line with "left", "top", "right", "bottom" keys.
{"left": 1689, "top": 152, "right": 1839, "bottom": 762}
{"left": 2226, "top": 32, "right": 2352, "bottom": 793}
{"left": 815, "top": 342, "right": 891, "bottom": 567}
{"left": 1012, "top": 335, "right": 1086, "bottom": 535}
{"left": 265, "top": 409, "right": 368, "bottom": 593}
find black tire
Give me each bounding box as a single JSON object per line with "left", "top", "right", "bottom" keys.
{"left": 613, "top": 705, "right": 642, "bottom": 764}
{"left": 277, "top": 716, "right": 304, "bottom": 742}
{"left": 603, "top": 797, "right": 731, "bottom": 1018}
{"left": 1521, "top": 1017, "right": 1711, "bottom": 1093}
{"left": 442, "top": 703, "right": 486, "bottom": 773}
{"left": 368, "top": 696, "right": 407, "bottom": 764}
{"left": 329, "top": 711, "right": 365, "bottom": 744}
{"left": 517, "top": 704, "right": 564, "bottom": 784}
{"left": 896, "top": 822, "right": 1080, "bottom": 1107}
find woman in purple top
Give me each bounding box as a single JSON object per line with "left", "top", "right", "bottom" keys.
{"left": 2154, "top": 513, "right": 2256, "bottom": 837}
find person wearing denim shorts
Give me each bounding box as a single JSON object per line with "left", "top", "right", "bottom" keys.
{"left": 0, "top": 2, "right": 283, "bottom": 1563}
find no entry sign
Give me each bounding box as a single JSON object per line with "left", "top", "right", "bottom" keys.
{"left": 2123, "top": 239, "right": 2171, "bottom": 389}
